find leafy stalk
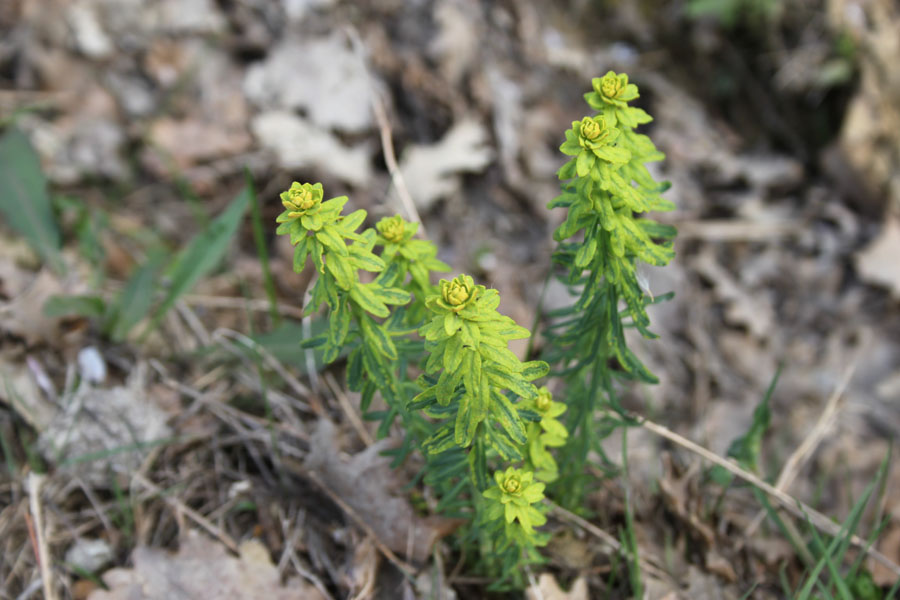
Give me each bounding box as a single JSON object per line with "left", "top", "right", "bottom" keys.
{"left": 546, "top": 71, "right": 677, "bottom": 505}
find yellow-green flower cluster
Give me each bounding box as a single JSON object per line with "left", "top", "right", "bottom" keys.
{"left": 376, "top": 215, "right": 413, "bottom": 244}
{"left": 431, "top": 274, "right": 482, "bottom": 314}
{"left": 561, "top": 114, "right": 630, "bottom": 176}
{"left": 281, "top": 181, "right": 322, "bottom": 217}
{"left": 583, "top": 70, "right": 651, "bottom": 129}
{"left": 594, "top": 71, "right": 639, "bottom": 107}
{"left": 524, "top": 387, "right": 567, "bottom": 482}
{"left": 482, "top": 467, "right": 547, "bottom": 533}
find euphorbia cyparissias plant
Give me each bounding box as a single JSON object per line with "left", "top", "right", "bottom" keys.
{"left": 547, "top": 70, "right": 676, "bottom": 504}
{"left": 274, "top": 69, "right": 675, "bottom": 588}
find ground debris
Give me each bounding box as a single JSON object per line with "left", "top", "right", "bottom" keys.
{"left": 302, "top": 419, "right": 450, "bottom": 564}
{"left": 89, "top": 530, "right": 325, "bottom": 600}
{"left": 855, "top": 217, "right": 900, "bottom": 300}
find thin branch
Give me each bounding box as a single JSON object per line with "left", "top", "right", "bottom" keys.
{"left": 546, "top": 500, "right": 673, "bottom": 582}
{"left": 323, "top": 372, "right": 373, "bottom": 446}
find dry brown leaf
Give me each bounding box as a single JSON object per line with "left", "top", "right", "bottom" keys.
{"left": 855, "top": 218, "right": 900, "bottom": 300}
{"left": 829, "top": 0, "right": 900, "bottom": 209}
{"left": 0, "top": 268, "right": 67, "bottom": 346}
{"left": 525, "top": 573, "right": 588, "bottom": 600}
{"left": 399, "top": 119, "right": 494, "bottom": 211}
{"left": 694, "top": 249, "right": 774, "bottom": 338}
{"left": 89, "top": 530, "right": 325, "bottom": 600}
{"left": 303, "top": 419, "right": 450, "bottom": 563}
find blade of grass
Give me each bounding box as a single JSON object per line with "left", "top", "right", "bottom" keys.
{"left": 886, "top": 575, "right": 900, "bottom": 600}
{"left": 752, "top": 486, "right": 815, "bottom": 567}
{"left": 806, "top": 520, "right": 854, "bottom": 600}
{"left": 107, "top": 248, "right": 167, "bottom": 341}
{"left": 621, "top": 426, "right": 643, "bottom": 598}
{"left": 140, "top": 186, "right": 250, "bottom": 340}
{"left": 0, "top": 127, "right": 63, "bottom": 272}
{"left": 0, "top": 415, "right": 19, "bottom": 475}
{"left": 795, "top": 452, "right": 887, "bottom": 600}
{"left": 43, "top": 294, "right": 107, "bottom": 319}
{"left": 245, "top": 169, "right": 280, "bottom": 324}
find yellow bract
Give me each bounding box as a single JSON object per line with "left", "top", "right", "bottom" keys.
{"left": 281, "top": 182, "right": 322, "bottom": 217}
{"left": 580, "top": 116, "right": 603, "bottom": 140}
{"left": 535, "top": 387, "right": 552, "bottom": 412}
{"left": 504, "top": 477, "right": 521, "bottom": 493}
{"left": 377, "top": 215, "right": 406, "bottom": 243}
{"left": 441, "top": 275, "right": 476, "bottom": 308}
{"left": 600, "top": 71, "right": 627, "bottom": 100}
{"left": 578, "top": 115, "right": 614, "bottom": 148}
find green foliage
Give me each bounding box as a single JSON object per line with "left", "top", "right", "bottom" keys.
{"left": 710, "top": 367, "right": 780, "bottom": 486}
{"left": 684, "top": 0, "right": 781, "bottom": 28}
{"left": 0, "top": 127, "right": 63, "bottom": 272}
{"left": 271, "top": 70, "right": 679, "bottom": 590}
{"left": 43, "top": 185, "right": 251, "bottom": 343}
{"left": 275, "top": 182, "right": 555, "bottom": 583}
{"left": 546, "top": 70, "right": 675, "bottom": 505}
{"left": 415, "top": 274, "right": 549, "bottom": 449}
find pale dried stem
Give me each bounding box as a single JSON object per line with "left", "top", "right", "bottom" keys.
{"left": 345, "top": 25, "right": 426, "bottom": 236}
{"left": 26, "top": 473, "right": 56, "bottom": 600}
{"left": 547, "top": 500, "right": 673, "bottom": 583}
{"left": 323, "top": 372, "right": 373, "bottom": 446}
{"left": 631, "top": 411, "right": 900, "bottom": 578}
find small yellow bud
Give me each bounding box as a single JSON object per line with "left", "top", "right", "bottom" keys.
{"left": 377, "top": 215, "right": 407, "bottom": 243}
{"left": 580, "top": 116, "right": 602, "bottom": 140}
{"left": 291, "top": 187, "right": 316, "bottom": 210}
{"left": 441, "top": 275, "right": 476, "bottom": 308}
{"left": 600, "top": 72, "right": 625, "bottom": 100}
{"left": 504, "top": 476, "right": 521, "bottom": 494}
{"left": 535, "top": 387, "right": 552, "bottom": 413}
{"left": 280, "top": 182, "right": 323, "bottom": 216}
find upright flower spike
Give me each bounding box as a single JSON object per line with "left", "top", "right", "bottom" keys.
{"left": 415, "top": 273, "right": 548, "bottom": 451}
{"left": 545, "top": 71, "right": 677, "bottom": 507}
{"left": 274, "top": 182, "right": 410, "bottom": 362}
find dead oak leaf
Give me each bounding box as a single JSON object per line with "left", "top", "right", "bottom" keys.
{"left": 89, "top": 530, "right": 325, "bottom": 600}
{"left": 525, "top": 573, "right": 588, "bottom": 600}
{"left": 855, "top": 218, "right": 900, "bottom": 300}
{"left": 302, "top": 419, "right": 456, "bottom": 564}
